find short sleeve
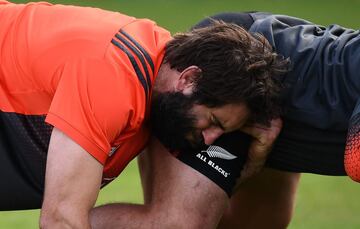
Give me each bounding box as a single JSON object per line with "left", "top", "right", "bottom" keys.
{"left": 46, "top": 59, "right": 138, "bottom": 164}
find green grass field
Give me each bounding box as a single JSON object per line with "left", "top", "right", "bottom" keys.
{"left": 1, "top": 161, "right": 360, "bottom": 228}
{"left": 1, "top": 0, "right": 360, "bottom": 228}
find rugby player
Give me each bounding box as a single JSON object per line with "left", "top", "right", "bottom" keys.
{"left": 0, "top": 2, "right": 285, "bottom": 228}
{"left": 91, "top": 12, "right": 360, "bottom": 229}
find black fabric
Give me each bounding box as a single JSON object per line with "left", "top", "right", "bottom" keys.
{"left": 232, "top": 12, "right": 359, "bottom": 174}
{"left": 196, "top": 12, "right": 360, "bottom": 131}
{"left": 111, "top": 37, "right": 150, "bottom": 102}
{"left": 249, "top": 12, "right": 360, "bottom": 131}
{"left": 120, "top": 29, "right": 155, "bottom": 74}
{"left": 266, "top": 119, "right": 346, "bottom": 175}
{"left": 177, "top": 120, "right": 346, "bottom": 196}
{"left": 175, "top": 12, "right": 359, "bottom": 195}
{"left": 0, "top": 111, "right": 52, "bottom": 210}
{"left": 115, "top": 32, "right": 152, "bottom": 92}
{"left": 177, "top": 131, "right": 250, "bottom": 196}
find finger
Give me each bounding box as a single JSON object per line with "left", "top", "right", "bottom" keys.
{"left": 240, "top": 124, "right": 280, "bottom": 141}
{"left": 240, "top": 125, "right": 268, "bottom": 139}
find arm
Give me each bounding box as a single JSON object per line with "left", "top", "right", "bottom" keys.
{"left": 40, "top": 127, "right": 103, "bottom": 229}
{"left": 237, "top": 118, "right": 282, "bottom": 184}
{"left": 90, "top": 137, "right": 228, "bottom": 229}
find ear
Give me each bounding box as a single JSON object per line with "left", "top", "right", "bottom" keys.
{"left": 175, "top": 66, "right": 202, "bottom": 95}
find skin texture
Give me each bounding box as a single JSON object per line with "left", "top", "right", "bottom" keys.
{"left": 89, "top": 119, "right": 286, "bottom": 228}
{"left": 40, "top": 128, "right": 103, "bottom": 229}
{"left": 191, "top": 103, "right": 250, "bottom": 145}
{"left": 38, "top": 64, "right": 199, "bottom": 227}
{"left": 238, "top": 119, "right": 283, "bottom": 183}
{"left": 90, "top": 137, "right": 300, "bottom": 229}
{"left": 37, "top": 62, "right": 246, "bottom": 228}
{"left": 139, "top": 137, "right": 300, "bottom": 229}
{"left": 90, "top": 137, "right": 228, "bottom": 229}
{"left": 39, "top": 63, "right": 256, "bottom": 228}
{"left": 139, "top": 138, "right": 300, "bottom": 229}
{"left": 39, "top": 62, "right": 283, "bottom": 228}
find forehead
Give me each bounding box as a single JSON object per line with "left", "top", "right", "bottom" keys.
{"left": 211, "top": 103, "right": 249, "bottom": 116}
{"left": 191, "top": 103, "right": 250, "bottom": 128}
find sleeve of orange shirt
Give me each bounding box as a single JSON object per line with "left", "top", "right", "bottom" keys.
{"left": 46, "top": 58, "right": 138, "bottom": 164}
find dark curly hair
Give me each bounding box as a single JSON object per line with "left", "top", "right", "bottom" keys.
{"left": 164, "top": 20, "right": 289, "bottom": 125}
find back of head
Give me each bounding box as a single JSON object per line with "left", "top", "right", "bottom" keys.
{"left": 164, "top": 20, "right": 289, "bottom": 125}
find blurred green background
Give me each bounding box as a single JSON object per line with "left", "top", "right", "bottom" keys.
{"left": 1, "top": 0, "right": 360, "bottom": 228}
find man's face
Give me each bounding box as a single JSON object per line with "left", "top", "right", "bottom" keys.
{"left": 150, "top": 92, "right": 250, "bottom": 152}
{"left": 188, "top": 103, "right": 250, "bottom": 145}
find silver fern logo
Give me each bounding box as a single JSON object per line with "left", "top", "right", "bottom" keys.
{"left": 201, "top": 145, "right": 237, "bottom": 160}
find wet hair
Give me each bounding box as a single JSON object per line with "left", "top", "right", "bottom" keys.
{"left": 164, "top": 20, "right": 289, "bottom": 125}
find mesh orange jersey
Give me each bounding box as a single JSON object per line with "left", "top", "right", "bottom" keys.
{"left": 0, "top": 1, "right": 171, "bottom": 185}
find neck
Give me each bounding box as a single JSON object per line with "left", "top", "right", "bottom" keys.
{"left": 153, "top": 63, "right": 180, "bottom": 94}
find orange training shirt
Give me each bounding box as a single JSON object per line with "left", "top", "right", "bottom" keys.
{"left": 0, "top": 1, "right": 171, "bottom": 184}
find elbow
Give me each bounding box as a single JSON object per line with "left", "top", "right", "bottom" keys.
{"left": 39, "top": 214, "right": 56, "bottom": 229}
{"left": 39, "top": 210, "right": 68, "bottom": 229}
{"left": 39, "top": 211, "right": 60, "bottom": 229}
{"left": 40, "top": 205, "right": 89, "bottom": 229}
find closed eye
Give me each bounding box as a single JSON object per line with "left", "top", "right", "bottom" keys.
{"left": 210, "top": 114, "right": 225, "bottom": 131}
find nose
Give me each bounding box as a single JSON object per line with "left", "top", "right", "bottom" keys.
{"left": 201, "top": 127, "right": 225, "bottom": 145}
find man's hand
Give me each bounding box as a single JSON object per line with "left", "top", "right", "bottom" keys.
{"left": 237, "top": 118, "right": 283, "bottom": 184}
{"left": 40, "top": 128, "right": 103, "bottom": 229}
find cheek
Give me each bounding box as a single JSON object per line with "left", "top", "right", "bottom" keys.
{"left": 236, "top": 117, "right": 249, "bottom": 130}
{"left": 194, "top": 118, "right": 210, "bottom": 129}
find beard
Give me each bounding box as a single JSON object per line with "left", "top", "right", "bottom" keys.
{"left": 150, "top": 92, "right": 205, "bottom": 153}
